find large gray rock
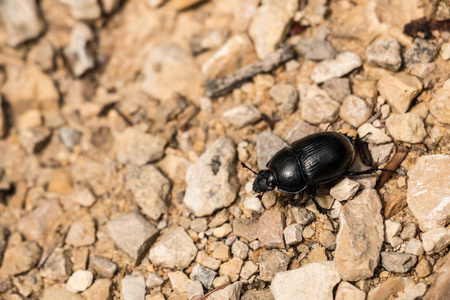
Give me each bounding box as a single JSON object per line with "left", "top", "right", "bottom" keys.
{"left": 407, "top": 155, "right": 450, "bottom": 231}
{"left": 184, "top": 138, "right": 239, "bottom": 217}
{"left": 149, "top": 227, "right": 198, "bottom": 269}
{"left": 271, "top": 261, "right": 341, "bottom": 300}
{"left": 126, "top": 165, "right": 170, "bottom": 220}
{"left": 334, "top": 189, "right": 384, "bottom": 281}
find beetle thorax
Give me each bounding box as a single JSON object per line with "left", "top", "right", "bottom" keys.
{"left": 253, "top": 170, "right": 276, "bottom": 193}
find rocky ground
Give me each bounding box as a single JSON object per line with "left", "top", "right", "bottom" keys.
{"left": 0, "top": 0, "right": 449, "bottom": 299}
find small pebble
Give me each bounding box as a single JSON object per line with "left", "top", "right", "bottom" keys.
{"left": 257, "top": 211, "right": 285, "bottom": 249}
{"left": 66, "top": 270, "right": 94, "bottom": 294}
{"left": 386, "top": 113, "right": 427, "bottom": 143}
{"left": 330, "top": 178, "right": 360, "bottom": 201}
{"left": 311, "top": 52, "right": 363, "bottom": 83}
{"left": 404, "top": 38, "right": 439, "bottom": 69}
{"left": 283, "top": 224, "right": 303, "bottom": 246}
{"left": 222, "top": 105, "right": 261, "bottom": 129}
{"left": 381, "top": 252, "right": 417, "bottom": 273}
{"left": 121, "top": 276, "right": 146, "bottom": 300}
{"left": 366, "top": 38, "right": 402, "bottom": 71}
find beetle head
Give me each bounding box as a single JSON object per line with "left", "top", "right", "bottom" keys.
{"left": 253, "top": 170, "right": 276, "bottom": 193}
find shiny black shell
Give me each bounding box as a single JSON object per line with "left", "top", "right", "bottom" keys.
{"left": 267, "top": 132, "right": 355, "bottom": 193}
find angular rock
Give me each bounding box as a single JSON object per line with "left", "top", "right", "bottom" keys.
{"left": 0, "top": 0, "right": 45, "bottom": 47}
{"left": 40, "top": 248, "right": 73, "bottom": 281}
{"left": 256, "top": 132, "right": 288, "bottom": 169}
{"left": 168, "top": 271, "right": 191, "bottom": 293}
{"left": 19, "top": 127, "right": 52, "bottom": 154}
{"left": 207, "top": 281, "right": 242, "bottom": 300}
{"left": 407, "top": 155, "right": 450, "bottom": 231}
{"left": 335, "top": 281, "right": 365, "bottom": 300}
{"left": 258, "top": 249, "right": 290, "bottom": 282}
{"left": 404, "top": 38, "right": 439, "bottom": 69}
{"left": 416, "top": 258, "right": 433, "bottom": 278}
{"left": 357, "top": 123, "right": 391, "bottom": 144}
{"left": 319, "top": 229, "right": 337, "bottom": 250}
{"left": 269, "top": 84, "right": 299, "bottom": 114}
{"left": 149, "top": 227, "right": 197, "bottom": 269}
{"left": 82, "top": 279, "right": 112, "bottom": 300}
{"left": 291, "top": 206, "right": 316, "bottom": 226}
{"left": 218, "top": 257, "right": 243, "bottom": 282}
{"left": 430, "top": 78, "right": 450, "bottom": 124}
{"left": 334, "top": 189, "right": 384, "bottom": 281}
{"left": 257, "top": 210, "right": 285, "bottom": 249}
{"left": 66, "top": 215, "right": 96, "bottom": 247}
{"left": 126, "top": 164, "right": 170, "bottom": 220}
{"left": 400, "top": 223, "right": 418, "bottom": 240}
{"left": 115, "top": 127, "right": 166, "bottom": 166}
{"left": 283, "top": 224, "right": 303, "bottom": 246}
{"left": 339, "top": 95, "right": 372, "bottom": 128}
{"left": 422, "top": 227, "right": 450, "bottom": 254}
{"left": 271, "top": 261, "right": 341, "bottom": 300}
{"left": 377, "top": 73, "right": 423, "bottom": 113}
{"left": 58, "top": 128, "right": 82, "bottom": 150}
{"left": 222, "top": 105, "right": 261, "bottom": 129}
{"left": 295, "top": 39, "right": 336, "bottom": 61}
{"left": 63, "top": 23, "right": 96, "bottom": 77}
{"left": 121, "top": 276, "right": 146, "bottom": 300}
{"left": 386, "top": 113, "right": 427, "bottom": 143}
{"left": 405, "top": 238, "right": 424, "bottom": 256}
{"left": 249, "top": 2, "right": 295, "bottom": 59}
{"left": 369, "top": 143, "right": 394, "bottom": 164}
{"left": 385, "top": 220, "right": 402, "bottom": 246}
{"left": 330, "top": 178, "right": 360, "bottom": 201}
{"left": 380, "top": 252, "right": 417, "bottom": 273}
{"left": 58, "top": 0, "right": 101, "bottom": 21}
{"left": 3, "top": 241, "right": 42, "bottom": 275}
{"left": 191, "top": 264, "right": 216, "bottom": 290}
{"left": 107, "top": 212, "right": 158, "bottom": 264}
{"left": 231, "top": 241, "right": 249, "bottom": 260}
{"left": 311, "top": 52, "right": 363, "bottom": 84}
{"left": 232, "top": 219, "right": 258, "bottom": 242}
{"left": 66, "top": 270, "right": 94, "bottom": 293}
{"left": 366, "top": 39, "right": 402, "bottom": 71}
{"left": 423, "top": 253, "right": 450, "bottom": 300}
{"left": 146, "top": 273, "right": 164, "bottom": 289}
{"left": 243, "top": 195, "right": 264, "bottom": 213}
{"left": 211, "top": 243, "right": 230, "bottom": 262}
{"left": 184, "top": 138, "right": 239, "bottom": 217}
{"left": 285, "top": 120, "right": 319, "bottom": 144}
{"left": 187, "top": 281, "right": 204, "bottom": 300}
{"left": 240, "top": 261, "right": 258, "bottom": 280}
{"left": 298, "top": 84, "right": 340, "bottom": 125}
{"left": 190, "top": 28, "right": 230, "bottom": 55}
{"left": 366, "top": 277, "right": 408, "bottom": 300}
{"left": 90, "top": 256, "right": 116, "bottom": 279}
{"left": 322, "top": 78, "right": 351, "bottom": 103}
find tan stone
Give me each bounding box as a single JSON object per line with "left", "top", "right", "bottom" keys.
{"left": 430, "top": 78, "right": 450, "bottom": 124}
{"left": 377, "top": 73, "right": 423, "bottom": 113}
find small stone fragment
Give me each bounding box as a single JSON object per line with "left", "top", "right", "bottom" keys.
{"left": 256, "top": 132, "right": 288, "bottom": 169}
{"left": 146, "top": 273, "right": 164, "bottom": 289}
{"left": 415, "top": 258, "right": 432, "bottom": 278}
{"left": 243, "top": 195, "right": 264, "bottom": 213}
{"left": 240, "top": 261, "right": 258, "bottom": 280}
{"left": 19, "top": 127, "right": 52, "bottom": 154}
{"left": 126, "top": 164, "right": 170, "bottom": 220}
{"left": 58, "top": 0, "right": 101, "bottom": 20}
{"left": 271, "top": 261, "right": 341, "bottom": 300}
{"left": 208, "top": 281, "right": 242, "bottom": 300}
{"left": 107, "top": 212, "right": 159, "bottom": 263}
{"left": 3, "top": 241, "right": 42, "bottom": 275}
{"left": 40, "top": 248, "right": 73, "bottom": 281}
{"left": 28, "top": 40, "right": 55, "bottom": 72}
{"left": 386, "top": 113, "right": 427, "bottom": 143}
{"left": 191, "top": 264, "right": 216, "bottom": 290}
{"left": 334, "top": 189, "right": 384, "bottom": 281}
{"left": 298, "top": 84, "right": 340, "bottom": 125}
{"left": 232, "top": 219, "right": 258, "bottom": 242}
{"left": 0, "top": 0, "right": 46, "bottom": 47}
{"left": 322, "top": 78, "right": 351, "bottom": 104}
{"left": 407, "top": 155, "right": 450, "bottom": 231}
{"left": 430, "top": 78, "right": 450, "bottom": 124}
{"left": 270, "top": 84, "right": 299, "bottom": 114}
{"left": 295, "top": 39, "right": 336, "bottom": 61}
{"left": 397, "top": 282, "right": 427, "bottom": 300}
{"left": 121, "top": 276, "right": 146, "bottom": 300}
{"left": 400, "top": 223, "right": 418, "bottom": 240}
{"left": 58, "top": 128, "right": 82, "bottom": 150}
{"left": 187, "top": 281, "right": 204, "bottom": 300}
{"left": 66, "top": 215, "right": 96, "bottom": 247}
{"left": 222, "top": 105, "right": 261, "bottom": 129}
{"left": 404, "top": 38, "right": 439, "bottom": 69}
{"left": 319, "top": 230, "right": 337, "bottom": 250}
{"left": 381, "top": 252, "right": 417, "bottom": 273}
{"left": 330, "top": 178, "right": 360, "bottom": 201}
{"left": 168, "top": 271, "right": 191, "bottom": 293}
{"left": 369, "top": 143, "right": 394, "bottom": 164}
{"left": 385, "top": 220, "right": 402, "bottom": 246}
{"left": 258, "top": 249, "right": 290, "bottom": 282}
{"left": 302, "top": 227, "right": 315, "bottom": 239}
{"left": 335, "top": 281, "right": 365, "bottom": 300}
{"left": 422, "top": 227, "right": 450, "bottom": 254}
{"left": 366, "top": 39, "right": 402, "bottom": 71}
{"left": 91, "top": 256, "right": 117, "bottom": 279}
{"left": 211, "top": 243, "right": 230, "bottom": 262}
{"left": 231, "top": 241, "right": 249, "bottom": 260}
{"left": 149, "top": 227, "right": 197, "bottom": 269}
{"left": 218, "top": 257, "right": 243, "bottom": 282}
{"left": 257, "top": 211, "right": 285, "bottom": 249}
{"left": 291, "top": 206, "right": 316, "bottom": 226}
{"left": 115, "top": 127, "right": 166, "bottom": 166}
{"left": 405, "top": 238, "right": 424, "bottom": 256}
{"left": 377, "top": 73, "right": 423, "bottom": 113}
{"left": 82, "top": 279, "right": 112, "bottom": 300}
{"left": 340, "top": 96, "right": 372, "bottom": 128}
{"left": 66, "top": 270, "right": 94, "bottom": 293}
{"left": 63, "top": 23, "right": 96, "bottom": 77}
{"left": 357, "top": 123, "right": 392, "bottom": 144}
{"left": 283, "top": 224, "right": 303, "bottom": 246}
{"left": 311, "top": 52, "right": 363, "bottom": 84}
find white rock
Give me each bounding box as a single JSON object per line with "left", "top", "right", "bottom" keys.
{"left": 386, "top": 113, "right": 427, "bottom": 143}
{"left": 208, "top": 281, "right": 243, "bottom": 300}
{"left": 298, "top": 84, "right": 340, "bottom": 125}
{"left": 404, "top": 238, "right": 424, "bottom": 256}
{"left": 311, "top": 52, "right": 363, "bottom": 84}
{"left": 407, "top": 155, "right": 450, "bottom": 231}
{"left": 357, "top": 123, "right": 392, "bottom": 144}
{"left": 369, "top": 143, "right": 394, "bottom": 164}
{"left": 283, "top": 224, "right": 303, "bottom": 245}
{"left": 339, "top": 96, "right": 372, "bottom": 128}
{"left": 335, "top": 281, "right": 366, "bottom": 300}
{"left": 270, "top": 84, "right": 299, "bottom": 114}
{"left": 0, "top": 0, "right": 46, "bottom": 47}
{"left": 168, "top": 271, "right": 192, "bottom": 293}
{"left": 366, "top": 39, "right": 402, "bottom": 72}
{"left": 223, "top": 105, "right": 261, "bottom": 129}
{"left": 121, "top": 276, "right": 146, "bottom": 300}
{"left": 62, "top": 23, "right": 96, "bottom": 77}
{"left": 330, "top": 178, "right": 360, "bottom": 201}
{"left": 442, "top": 43, "right": 450, "bottom": 60}
{"left": 384, "top": 220, "right": 402, "bottom": 246}
{"left": 187, "top": 281, "right": 204, "bottom": 300}
{"left": 66, "top": 270, "right": 94, "bottom": 293}
{"left": 184, "top": 139, "right": 239, "bottom": 217}
{"left": 243, "top": 195, "right": 264, "bottom": 213}
{"left": 271, "top": 261, "right": 341, "bottom": 300}
{"left": 422, "top": 227, "right": 450, "bottom": 254}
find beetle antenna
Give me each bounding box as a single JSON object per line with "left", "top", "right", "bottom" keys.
{"left": 241, "top": 162, "right": 258, "bottom": 175}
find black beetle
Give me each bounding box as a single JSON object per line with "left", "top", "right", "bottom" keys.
{"left": 242, "top": 131, "right": 388, "bottom": 217}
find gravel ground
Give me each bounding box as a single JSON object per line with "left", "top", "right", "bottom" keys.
{"left": 0, "top": 0, "right": 449, "bottom": 300}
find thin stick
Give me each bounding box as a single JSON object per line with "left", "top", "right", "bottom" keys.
{"left": 198, "top": 282, "right": 232, "bottom": 300}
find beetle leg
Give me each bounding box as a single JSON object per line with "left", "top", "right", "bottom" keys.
{"left": 289, "top": 191, "right": 303, "bottom": 206}
{"left": 344, "top": 160, "right": 396, "bottom": 176}
{"left": 307, "top": 186, "right": 335, "bottom": 230}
